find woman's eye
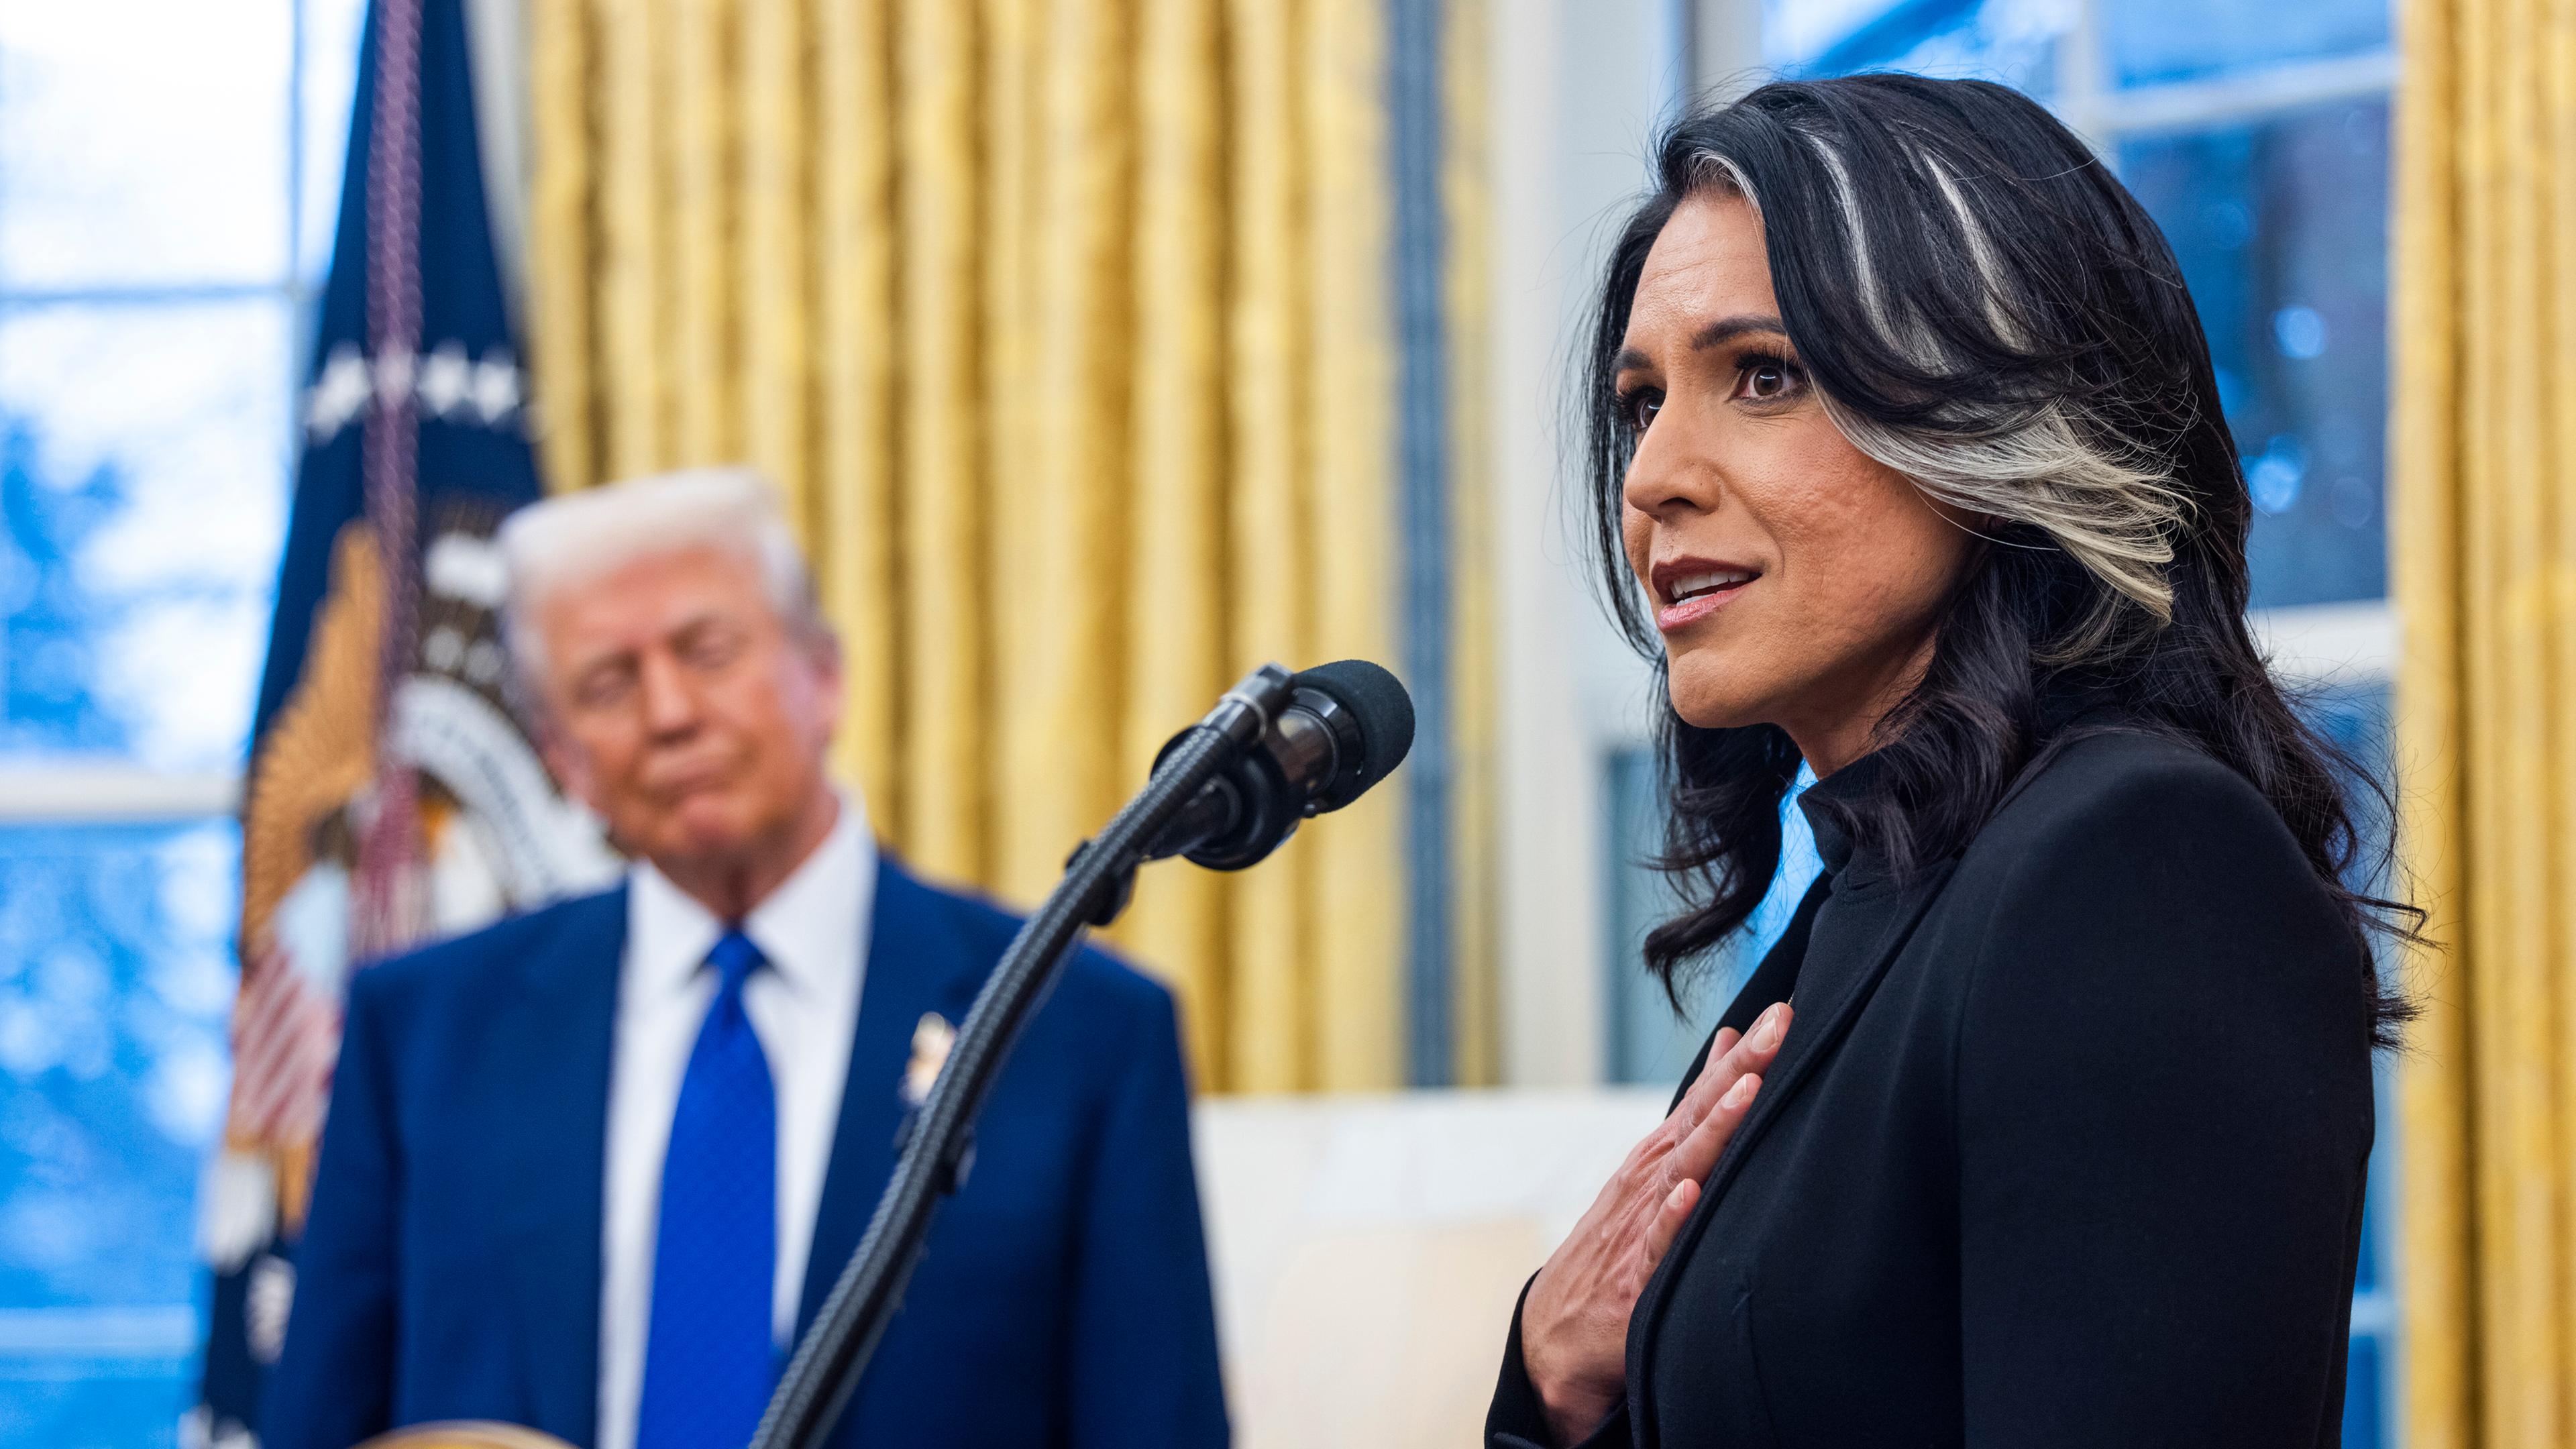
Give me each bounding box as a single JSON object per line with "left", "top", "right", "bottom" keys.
{"left": 1736, "top": 356, "right": 1803, "bottom": 403}
{"left": 1625, "top": 390, "right": 1663, "bottom": 433}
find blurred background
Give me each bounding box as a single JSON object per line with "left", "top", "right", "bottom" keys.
{"left": 0, "top": 0, "right": 2541, "bottom": 1445}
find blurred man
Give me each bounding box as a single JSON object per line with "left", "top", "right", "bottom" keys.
{"left": 266, "top": 469, "right": 1228, "bottom": 1449}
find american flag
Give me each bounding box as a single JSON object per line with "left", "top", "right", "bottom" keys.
{"left": 191, "top": 1, "right": 612, "bottom": 1442}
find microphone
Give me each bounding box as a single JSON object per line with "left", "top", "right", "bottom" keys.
{"left": 1144, "top": 659, "right": 1415, "bottom": 870}
{"left": 758, "top": 659, "right": 1407, "bottom": 1449}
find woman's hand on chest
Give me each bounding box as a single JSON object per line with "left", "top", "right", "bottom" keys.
{"left": 1517, "top": 1001, "right": 1792, "bottom": 1445}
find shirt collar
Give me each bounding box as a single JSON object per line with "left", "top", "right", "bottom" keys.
{"left": 625, "top": 789, "right": 877, "bottom": 1002}
{"left": 1795, "top": 747, "right": 1890, "bottom": 879}
{"left": 1792, "top": 682, "right": 2141, "bottom": 877}
{"left": 742, "top": 791, "right": 874, "bottom": 1004}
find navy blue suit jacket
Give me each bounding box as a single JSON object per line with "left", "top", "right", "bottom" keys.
{"left": 266, "top": 858, "right": 1230, "bottom": 1449}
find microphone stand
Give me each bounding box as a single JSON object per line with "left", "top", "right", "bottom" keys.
{"left": 746, "top": 663, "right": 1297, "bottom": 1449}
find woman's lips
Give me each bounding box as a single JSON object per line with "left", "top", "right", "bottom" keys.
{"left": 1649, "top": 559, "right": 1760, "bottom": 633}
{"left": 1656, "top": 576, "right": 1753, "bottom": 632}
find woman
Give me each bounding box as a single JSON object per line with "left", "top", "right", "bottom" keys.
{"left": 1487, "top": 76, "right": 2408, "bottom": 1449}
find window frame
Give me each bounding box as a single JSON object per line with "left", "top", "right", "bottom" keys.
{"left": 0, "top": 0, "right": 335, "bottom": 813}
{"left": 0, "top": 0, "right": 350, "bottom": 1395}
{"left": 2054, "top": 0, "right": 2399, "bottom": 688}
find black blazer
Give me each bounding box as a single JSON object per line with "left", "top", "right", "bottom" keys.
{"left": 1489, "top": 727, "right": 2375, "bottom": 1449}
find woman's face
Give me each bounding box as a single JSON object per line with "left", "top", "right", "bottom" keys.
{"left": 1616, "top": 189, "right": 1976, "bottom": 772}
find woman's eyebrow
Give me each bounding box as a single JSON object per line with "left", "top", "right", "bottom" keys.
{"left": 1690, "top": 313, "right": 1789, "bottom": 350}
{"left": 1617, "top": 315, "right": 1787, "bottom": 373}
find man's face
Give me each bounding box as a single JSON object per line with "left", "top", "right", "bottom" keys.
{"left": 530, "top": 545, "right": 843, "bottom": 877}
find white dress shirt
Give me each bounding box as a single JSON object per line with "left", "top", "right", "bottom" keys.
{"left": 596, "top": 794, "right": 876, "bottom": 1449}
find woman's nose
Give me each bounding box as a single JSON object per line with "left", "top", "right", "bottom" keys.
{"left": 1621, "top": 415, "right": 1711, "bottom": 521}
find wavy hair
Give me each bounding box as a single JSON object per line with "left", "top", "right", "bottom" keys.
{"left": 1586, "top": 75, "right": 2413, "bottom": 1042}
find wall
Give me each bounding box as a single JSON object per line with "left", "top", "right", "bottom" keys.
{"left": 1486, "top": 0, "right": 1762, "bottom": 1086}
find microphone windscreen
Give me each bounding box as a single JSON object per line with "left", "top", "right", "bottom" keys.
{"left": 1293, "top": 659, "right": 1415, "bottom": 786}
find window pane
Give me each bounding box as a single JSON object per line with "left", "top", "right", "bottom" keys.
{"left": 2343, "top": 1334, "right": 2385, "bottom": 1449}
{"left": 1764, "top": 0, "right": 2391, "bottom": 92}
{"left": 297, "top": 0, "right": 370, "bottom": 289}
{"left": 2303, "top": 680, "right": 2396, "bottom": 1449}
{"left": 2107, "top": 0, "right": 2390, "bottom": 89}
{"left": 0, "top": 820, "right": 237, "bottom": 1449}
{"left": 0, "top": 0, "right": 292, "bottom": 289}
{"left": 0, "top": 299, "right": 292, "bottom": 768}
{"left": 1764, "top": 0, "right": 2064, "bottom": 95}
{"left": 2121, "top": 99, "right": 2390, "bottom": 608}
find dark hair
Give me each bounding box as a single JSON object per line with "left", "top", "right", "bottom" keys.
{"left": 1585, "top": 74, "right": 2414, "bottom": 1042}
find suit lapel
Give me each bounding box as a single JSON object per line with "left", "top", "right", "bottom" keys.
{"left": 1623, "top": 860, "right": 1957, "bottom": 1449}
{"left": 794, "top": 859, "right": 989, "bottom": 1340}
{"left": 495, "top": 887, "right": 625, "bottom": 1446}
{"left": 1664, "top": 877, "right": 1834, "bottom": 1113}
{"left": 1728, "top": 870, "right": 1946, "bottom": 1138}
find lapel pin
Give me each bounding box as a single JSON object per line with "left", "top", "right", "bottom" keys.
{"left": 901, "top": 1012, "right": 957, "bottom": 1108}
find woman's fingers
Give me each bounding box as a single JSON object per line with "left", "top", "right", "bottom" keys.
{"left": 1720, "top": 1002, "right": 1792, "bottom": 1079}
{"left": 1641, "top": 1175, "right": 1699, "bottom": 1267}
{"left": 1521, "top": 1022, "right": 1782, "bottom": 1444}
{"left": 1523, "top": 1021, "right": 1786, "bottom": 1449}
{"left": 1666, "top": 1071, "right": 1762, "bottom": 1193}
{"left": 1670, "top": 1026, "right": 1743, "bottom": 1126}
{"left": 1640, "top": 1069, "right": 1762, "bottom": 1273}
{"left": 1660, "top": 1002, "right": 1792, "bottom": 1159}
{"left": 1703, "top": 1024, "right": 1743, "bottom": 1081}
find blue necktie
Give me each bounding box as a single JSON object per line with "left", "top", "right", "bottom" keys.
{"left": 638, "top": 929, "right": 777, "bottom": 1449}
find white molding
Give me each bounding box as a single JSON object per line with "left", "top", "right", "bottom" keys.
{"left": 1491, "top": 0, "right": 1703, "bottom": 1087}
{"left": 1692, "top": 0, "right": 1765, "bottom": 101}
{"left": 0, "top": 765, "right": 242, "bottom": 824}
{"left": 2251, "top": 600, "right": 2396, "bottom": 686}
{"left": 1196, "top": 1089, "right": 1668, "bottom": 1443}
{"left": 466, "top": 0, "right": 531, "bottom": 323}
{"left": 1491, "top": 0, "right": 1599, "bottom": 1087}
{"left": 2055, "top": 0, "right": 2114, "bottom": 153}
{"left": 2100, "top": 48, "right": 2400, "bottom": 136}
{"left": 1651, "top": 0, "right": 1696, "bottom": 123}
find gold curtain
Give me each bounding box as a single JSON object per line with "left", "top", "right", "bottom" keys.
{"left": 524, "top": 0, "right": 1491, "bottom": 1091}
{"left": 2394, "top": 0, "right": 2576, "bottom": 1442}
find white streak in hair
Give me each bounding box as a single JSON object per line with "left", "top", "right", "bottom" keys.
{"left": 1921, "top": 155, "right": 2035, "bottom": 350}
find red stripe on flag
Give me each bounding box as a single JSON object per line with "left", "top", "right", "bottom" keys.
{"left": 226, "top": 945, "right": 344, "bottom": 1148}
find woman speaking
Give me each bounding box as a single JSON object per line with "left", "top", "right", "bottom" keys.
{"left": 1487, "top": 76, "right": 2407, "bottom": 1448}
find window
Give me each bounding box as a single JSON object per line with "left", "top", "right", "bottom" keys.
{"left": 0, "top": 2, "right": 364, "bottom": 1443}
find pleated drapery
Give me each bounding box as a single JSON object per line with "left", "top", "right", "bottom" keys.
{"left": 2392, "top": 0, "right": 2576, "bottom": 1441}
{"left": 524, "top": 0, "right": 1489, "bottom": 1092}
